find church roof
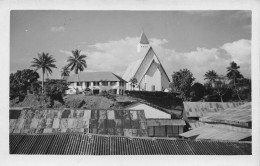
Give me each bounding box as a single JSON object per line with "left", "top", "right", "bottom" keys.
{"left": 122, "top": 47, "right": 150, "bottom": 82}
{"left": 139, "top": 32, "right": 150, "bottom": 44}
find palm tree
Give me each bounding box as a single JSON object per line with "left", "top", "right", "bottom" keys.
{"left": 129, "top": 77, "right": 137, "bottom": 91}
{"left": 226, "top": 61, "right": 243, "bottom": 101}
{"left": 60, "top": 66, "right": 70, "bottom": 79}
{"left": 204, "top": 70, "right": 218, "bottom": 87}
{"left": 66, "top": 49, "right": 87, "bottom": 91}
{"left": 31, "top": 52, "right": 57, "bottom": 94}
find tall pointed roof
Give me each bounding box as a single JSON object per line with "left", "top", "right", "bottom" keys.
{"left": 139, "top": 31, "right": 150, "bottom": 44}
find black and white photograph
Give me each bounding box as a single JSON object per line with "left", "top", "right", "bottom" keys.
{"left": 1, "top": 0, "right": 260, "bottom": 166}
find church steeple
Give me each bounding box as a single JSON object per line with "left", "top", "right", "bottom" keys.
{"left": 137, "top": 31, "right": 150, "bottom": 52}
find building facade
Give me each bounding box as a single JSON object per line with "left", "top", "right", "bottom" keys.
{"left": 66, "top": 72, "right": 127, "bottom": 95}
{"left": 123, "top": 32, "right": 170, "bottom": 91}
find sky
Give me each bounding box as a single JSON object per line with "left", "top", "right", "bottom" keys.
{"left": 10, "top": 10, "right": 251, "bottom": 83}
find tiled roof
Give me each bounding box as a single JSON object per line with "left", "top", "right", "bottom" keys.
{"left": 183, "top": 102, "right": 245, "bottom": 118}
{"left": 139, "top": 32, "right": 150, "bottom": 44}
{"left": 9, "top": 108, "right": 148, "bottom": 137}
{"left": 146, "top": 119, "right": 186, "bottom": 126}
{"left": 67, "top": 72, "right": 127, "bottom": 82}
{"left": 180, "top": 125, "right": 251, "bottom": 141}
{"left": 200, "top": 103, "right": 251, "bottom": 126}
{"left": 9, "top": 134, "right": 251, "bottom": 155}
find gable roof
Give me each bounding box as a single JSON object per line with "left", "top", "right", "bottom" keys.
{"left": 123, "top": 47, "right": 170, "bottom": 84}
{"left": 139, "top": 31, "right": 150, "bottom": 44}
{"left": 67, "top": 72, "right": 127, "bottom": 82}
{"left": 9, "top": 108, "right": 148, "bottom": 137}
{"left": 10, "top": 134, "right": 251, "bottom": 155}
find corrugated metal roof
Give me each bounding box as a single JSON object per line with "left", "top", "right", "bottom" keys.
{"left": 180, "top": 125, "right": 251, "bottom": 141}
{"left": 9, "top": 109, "right": 148, "bottom": 137}
{"left": 9, "top": 134, "right": 251, "bottom": 155}
{"left": 147, "top": 119, "right": 186, "bottom": 126}
{"left": 200, "top": 103, "right": 251, "bottom": 126}
{"left": 183, "top": 102, "right": 245, "bottom": 118}
{"left": 67, "top": 72, "right": 126, "bottom": 82}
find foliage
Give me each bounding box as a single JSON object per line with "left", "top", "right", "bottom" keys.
{"left": 226, "top": 61, "right": 244, "bottom": 101}
{"left": 170, "top": 69, "right": 195, "bottom": 101}
{"left": 190, "top": 82, "right": 205, "bottom": 101}
{"left": 60, "top": 66, "right": 70, "bottom": 78}
{"left": 44, "top": 79, "right": 69, "bottom": 106}
{"left": 66, "top": 49, "right": 87, "bottom": 90}
{"left": 31, "top": 52, "right": 57, "bottom": 93}
{"left": 204, "top": 70, "right": 218, "bottom": 87}
{"left": 129, "top": 77, "right": 138, "bottom": 90}
{"left": 10, "top": 69, "right": 40, "bottom": 100}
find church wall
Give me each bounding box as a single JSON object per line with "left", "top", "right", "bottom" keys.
{"left": 159, "top": 65, "right": 170, "bottom": 90}
{"left": 145, "top": 62, "right": 161, "bottom": 91}
{"left": 134, "top": 49, "right": 154, "bottom": 82}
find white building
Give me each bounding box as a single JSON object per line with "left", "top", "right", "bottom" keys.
{"left": 122, "top": 32, "right": 170, "bottom": 91}
{"left": 66, "top": 72, "right": 127, "bottom": 95}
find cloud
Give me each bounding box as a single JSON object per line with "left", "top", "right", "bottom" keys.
{"left": 50, "top": 26, "right": 65, "bottom": 32}
{"left": 60, "top": 37, "right": 251, "bottom": 83}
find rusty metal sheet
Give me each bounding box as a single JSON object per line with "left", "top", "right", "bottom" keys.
{"left": 9, "top": 110, "right": 21, "bottom": 119}
{"left": 68, "top": 118, "right": 74, "bottom": 128}
{"left": 73, "top": 118, "right": 84, "bottom": 128}
{"left": 99, "top": 110, "right": 107, "bottom": 119}
{"left": 107, "top": 110, "right": 115, "bottom": 119}
{"left": 62, "top": 109, "right": 71, "bottom": 118}
{"left": 60, "top": 119, "right": 68, "bottom": 128}
{"left": 45, "top": 118, "right": 54, "bottom": 128}
{"left": 52, "top": 118, "right": 60, "bottom": 128}
{"left": 13, "top": 118, "right": 24, "bottom": 133}
{"left": 9, "top": 119, "right": 17, "bottom": 133}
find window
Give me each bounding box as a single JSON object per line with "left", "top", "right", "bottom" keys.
{"left": 93, "top": 82, "right": 100, "bottom": 86}
{"left": 110, "top": 81, "right": 116, "bottom": 86}
{"left": 76, "top": 82, "right": 82, "bottom": 86}
{"left": 151, "top": 85, "right": 155, "bottom": 91}
{"left": 102, "top": 81, "right": 108, "bottom": 86}
{"left": 85, "top": 82, "right": 90, "bottom": 87}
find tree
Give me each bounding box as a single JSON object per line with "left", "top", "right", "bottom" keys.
{"left": 31, "top": 52, "right": 57, "bottom": 94}
{"left": 204, "top": 70, "right": 218, "bottom": 87}
{"left": 226, "top": 61, "right": 243, "bottom": 101}
{"left": 10, "top": 69, "right": 40, "bottom": 100}
{"left": 170, "top": 69, "right": 195, "bottom": 101}
{"left": 190, "top": 82, "right": 205, "bottom": 101}
{"left": 44, "top": 79, "right": 69, "bottom": 106}
{"left": 60, "top": 66, "right": 70, "bottom": 79}
{"left": 213, "top": 76, "right": 229, "bottom": 102}
{"left": 129, "top": 77, "right": 137, "bottom": 91}
{"left": 66, "top": 49, "right": 87, "bottom": 92}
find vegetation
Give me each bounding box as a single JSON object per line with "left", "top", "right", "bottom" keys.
{"left": 60, "top": 66, "right": 70, "bottom": 79}
{"left": 129, "top": 77, "right": 138, "bottom": 90}
{"left": 66, "top": 49, "right": 87, "bottom": 91}
{"left": 31, "top": 52, "right": 57, "bottom": 93}
{"left": 10, "top": 69, "right": 40, "bottom": 101}
{"left": 170, "top": 69, "right": 195, "bottom": 101}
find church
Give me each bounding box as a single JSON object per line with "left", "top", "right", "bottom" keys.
{"left": 122, "top": 32, "right": 170, "bottom": 91}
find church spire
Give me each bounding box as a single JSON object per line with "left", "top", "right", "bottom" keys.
{"left": 137, "top": 31, "right": 150, "bottom": 53}
{"left": 139, "top": 31, "right": 149, "bottom": 44}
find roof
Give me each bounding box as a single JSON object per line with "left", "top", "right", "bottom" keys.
{"left": 10, "top": 133, "right": 251, "bottom": 155}
{"left": 9, "top": 108, "right": 148, "bottom": 137}
{"left": 67, "top": 72, "right": 127, "bottom": 82}
{"left": 146, "top": 119, "right": 186, "bottom": 126}
{"left": 183, "top": 102, "right": 245, "bottom": 118}
{"left": 139, "top": 31, "right": 150, "bottom": 44}
{"left": 122, "top": 59, "right": 143, "bottom": 82}
{"left": 200, "top": 103, "right": 251, "bottom": 127}
{"left": 180, "top": 125, "right": 251, "bottom": 141}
